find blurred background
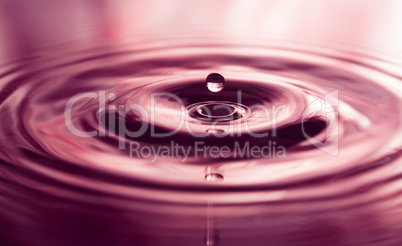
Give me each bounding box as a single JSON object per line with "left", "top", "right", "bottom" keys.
{"left": 1, "top": 0, "right": 402, "bottom": 61}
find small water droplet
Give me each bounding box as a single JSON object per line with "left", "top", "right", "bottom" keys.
{"left": 206, "top": 129, "right": 225, "bottom": 135}
{"left": 205, "top": 173, "right": 224, "bottom": 182}
{"left": 206, "top": 73, "right": 225, "bottom": 93}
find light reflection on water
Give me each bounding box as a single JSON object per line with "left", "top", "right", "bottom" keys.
{"left": 0, "top": 1, "right": 401, "bottom": 246}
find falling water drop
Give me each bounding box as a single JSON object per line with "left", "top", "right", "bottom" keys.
{"left": 206, "top": 73, "right": 225, "bottom": 93}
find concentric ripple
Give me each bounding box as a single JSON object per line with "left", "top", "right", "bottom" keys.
{"left": 0, "top": 38, "right": 401, "bottom": 245}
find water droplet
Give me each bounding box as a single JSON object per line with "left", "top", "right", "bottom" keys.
{"left": 206, "top": 129, "right": 225, "bottom": 135}
{"left": 206, "top": 73, "right": 225, "bottom": 93}
{"left": 205, "top": 173, "right": 224, "bottom": 182}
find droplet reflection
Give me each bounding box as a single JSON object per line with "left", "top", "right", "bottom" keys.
{"left": 206, "top": 73, "right": 225, "bottom": 93}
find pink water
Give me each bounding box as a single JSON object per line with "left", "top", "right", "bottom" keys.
{"left": 0, "top": 37, "right": 401, "bottom": 246}
{"left": 1, "top": 1, "right": 402, "bottom": 246}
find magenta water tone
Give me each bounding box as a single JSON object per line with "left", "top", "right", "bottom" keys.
{"left": 1, "top": 1, "right": 402, "bottom": 246}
